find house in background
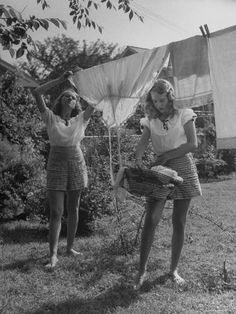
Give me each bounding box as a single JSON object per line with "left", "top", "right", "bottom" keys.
{"left": 0, "top": 58, "right": 39, "bottom": 88}
{"left": 121, "top": 45, "right": 149, "bottom": 57}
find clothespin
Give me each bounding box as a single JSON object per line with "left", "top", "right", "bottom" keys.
{"left": 204, "top": 24, "right": 211, "bottom": 38}
{"left": 199, "top": 25, "right": 206, "bottom": 37}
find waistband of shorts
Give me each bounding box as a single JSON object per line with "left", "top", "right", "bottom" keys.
{"left": 49, "top": 146, "right": 83, "bottom": 160}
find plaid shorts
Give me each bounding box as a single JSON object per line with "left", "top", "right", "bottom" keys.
{"left": 47, "top": 146, "right": 88, "bottom": 191}
{"left": 165, "top": 153, "right": 202, "bottom": 200}
{"left": 146, "top": 153, "right": 201, "bottom": 201}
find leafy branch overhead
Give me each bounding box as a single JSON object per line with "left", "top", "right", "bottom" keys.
{"left": 67, "top": 0, "right": 143, "bottom": 33}
{"left": 0, "top": 1, "right": 143, "bottom": 60}
{"left": 0, "top": 4, "right": 67, "bottom": 60}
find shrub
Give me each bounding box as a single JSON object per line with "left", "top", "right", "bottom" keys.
{"left": 0, "top": 138, "right": 46, "bottom": 219}
{"left": 195, "top": 145, "right": 228, "bottom": 179}
{"left": 218, "top": 149, "right": 236, "bottom": 173}
{"left": 196, "top": 157, "right": 227, "bottom": 179}
{"left": 78, "top": 131, "right": 154, "bottom": 234}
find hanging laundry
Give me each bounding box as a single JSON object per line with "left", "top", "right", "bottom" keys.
{"left": 170, "top": 35, "right": 212, "bottom": 109}
{"left": 72, "top": 45, "right": 169, "bottom": 128}
{"left": 208, "top": 25, "right": 236, "bottom": 149}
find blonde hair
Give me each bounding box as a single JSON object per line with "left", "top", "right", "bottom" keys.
{"left": 52, "top": 88, "right": 82, "bottom": 117}
{"left": 145, "top": 79, "right": 175, "bottom": 120}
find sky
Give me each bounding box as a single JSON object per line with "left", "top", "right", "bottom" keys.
{"left": 1, "top": 0, "right": 236, "bottom": 65}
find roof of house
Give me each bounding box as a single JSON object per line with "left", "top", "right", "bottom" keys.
{"left": 0, "top": 58, "right": 39, "bottom": 88}
{"left": 121, "top": 45, "right": 148, "bottom": 57}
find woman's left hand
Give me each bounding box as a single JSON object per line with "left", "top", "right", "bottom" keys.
{"left": 155, "top": 153, "right": 171, "bottom": 166}
{"left": 157, "top": 155, "right": 168, "bottom": 165}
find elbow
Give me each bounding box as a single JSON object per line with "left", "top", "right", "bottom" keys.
{"left": 32, "top": 88, "right": 40, "bottom": 97}
{"left": 33, "top": 85, "right": 45, "bottom": 96}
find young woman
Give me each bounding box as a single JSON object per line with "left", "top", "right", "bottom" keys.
{"left": 135, "top": 79, "right": 201, "bottom": 288}
{"left": 33, "top": 71, "right": 95, "bottom": 268}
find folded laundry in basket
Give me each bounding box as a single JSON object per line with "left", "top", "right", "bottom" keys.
{"left": 114, "top": 166, "right": 183, "bottom": 199}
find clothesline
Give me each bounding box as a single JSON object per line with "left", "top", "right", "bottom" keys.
{"left": 72, "top": 24, "right": 236, "bottom": 149}
{"left": 84, "top": 135, "right": 141, "bottom": 138}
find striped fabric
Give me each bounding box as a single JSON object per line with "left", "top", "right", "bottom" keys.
{"left": 165, "top": 153, "right": 201, "bottom": 199}
{"left": 47, "top": 146, "right": 88, "bottom": 191}
{"left": 122, "top": 167, "right": 182, "bottom": 199}
{"left": 147, "top": 153, "right": 201, "bottom": 200}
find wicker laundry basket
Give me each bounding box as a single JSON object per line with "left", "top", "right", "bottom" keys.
{"left": 120, "top": 167, "right": 183, "bottom": 198}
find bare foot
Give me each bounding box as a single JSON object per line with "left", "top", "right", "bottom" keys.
{"left": 169, "top": 271, "right": 185, "bottom": 285}
{"left": 133, "top": 271, "right": 147, "bottom": 290}
{"left": 45, "top": 255, "right": 58, "bottom": 269}
{"left": 66, "top": 248, "right": 83, "bottom": 256}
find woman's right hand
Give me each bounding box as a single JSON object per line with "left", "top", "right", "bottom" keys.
{"left": 134, "top": 158, "right": 142, "bottom": 168}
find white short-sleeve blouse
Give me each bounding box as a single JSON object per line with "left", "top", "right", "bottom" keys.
{"left": 41, "top": 108, "right": 89, "bottom": 147}
{"left": 140, "top": 108, "right": 196, "bottom": 156}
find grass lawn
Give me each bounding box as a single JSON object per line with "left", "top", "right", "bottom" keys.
{"left": 1, "top": 177, "right": 236, "bottom": 314}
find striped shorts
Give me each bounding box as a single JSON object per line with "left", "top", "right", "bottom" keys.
{"left": 148, "top": 153, "right": 202, "bottom": 200}
{"left": 47, "top": 146, "right": 88, "bottom": 191}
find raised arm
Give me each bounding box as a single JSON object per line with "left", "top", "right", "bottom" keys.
{"left": 32, "top": 71, "right": 73, "bottom": 113}
{"left": 83, "top": 103, "right": 95, "bottom": 122}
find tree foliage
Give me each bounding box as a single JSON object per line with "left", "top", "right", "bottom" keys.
{"left": 0, "top": 1, "right": 143, "bottom": 60}
{"left": 20, "top": 35, "right": 120, "bottom": 81}
{"left": 19, "top": 35, "right": 121, "bottom": 139}
{"left": 0, "top": 72, "right": 45, "bottom": 149}
{"left": 0, "top": 72, "right": 47, "bottom": 219}
{"left": 0, "top": 4, "right": 67, "bottom": 60}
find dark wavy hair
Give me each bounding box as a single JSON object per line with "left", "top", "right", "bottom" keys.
{"left": 52, "top": 88, "right": 82, "bottom": 118}
{"left": 145, "top": 79, "right": 176, "bottom": 120}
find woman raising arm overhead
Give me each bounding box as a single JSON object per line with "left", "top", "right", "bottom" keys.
{"left": 33, "top": 71, "right": 95, "bottom": 268}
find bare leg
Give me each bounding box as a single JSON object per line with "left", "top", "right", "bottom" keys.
{"left": 66, "top": 190, "right": 81, "bottom": 255}
{"left": 46, "top": 190, "right": 65, "bottom": 268}
{"left": 169, "top": 199, "right": 191, "bottom": 284}
{"left": 135, "top": 198, "right": 166, "bottom": 289}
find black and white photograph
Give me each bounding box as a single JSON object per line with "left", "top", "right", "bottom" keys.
{"left": 0, "top": 0, "right": 236, "bottom": 313}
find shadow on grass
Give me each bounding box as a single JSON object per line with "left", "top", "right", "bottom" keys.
{"left": 0, "top": 222, "right": 48, "bottom": 244}
{"left": 139, "top": 273, "right": 175, "bottom": 292}
{"left": 30, "top": 239, "right": 139, "bottom": 314}
{"left": 138, "top": 272, "right": 199, "bottom": 294}
{"left": 68, "top": 239, "right": 138, "bottom": 289}
{"left": 2, "top": 255, "right": 48, "bottom": 273}
{"left": 30, "top": 281, "right": 138, "bottom": 314}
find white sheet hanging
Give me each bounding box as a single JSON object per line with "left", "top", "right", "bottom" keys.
{"left": 170, "top": 35, "right": 212, "bottom": 109}
{"left": 72, "top": 45, "right": 169, "bottom": 128}
{"left": 208, "top": 25, "right": 236, "bottom": 149}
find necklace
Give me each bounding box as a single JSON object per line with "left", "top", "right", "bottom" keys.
{"left": 62, "top": 115, "right": 70, "bottom": 126}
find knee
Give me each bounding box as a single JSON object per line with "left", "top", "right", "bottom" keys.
{"left": 145, "top": 211, "right": 160, "bottom": 228}
{"left": 145, "top": 199, "right": 165, "bottom": 228}
{"left": 172, "top": 215, "right": 186, "bottom": 233}
{"left": 50, "top": 208, "right": 63, "bottom": 221}
{"left": 67, "top": 205, "right": 79, "bottom": 217}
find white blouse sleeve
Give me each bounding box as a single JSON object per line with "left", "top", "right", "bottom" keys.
{"left": 140, "top": 116, "right": 150, "bottom": 129}
{"left": 41, "top": 108, "right": 55, "bottom": 128}
{"left": 181, "top": 109, "right": 197, "bottom": 126}
{"left": 75, "top": 111, "right": 90, "bottom": 128}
